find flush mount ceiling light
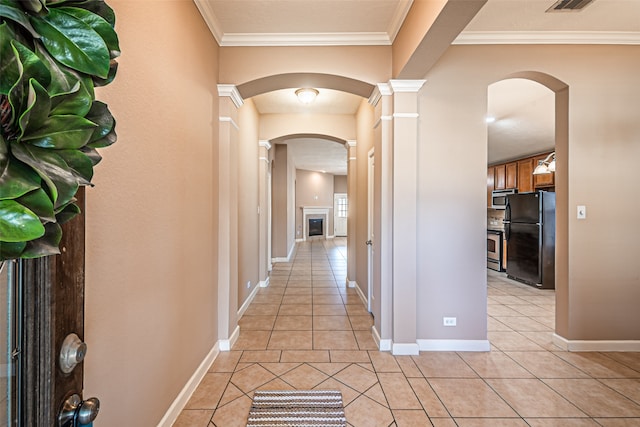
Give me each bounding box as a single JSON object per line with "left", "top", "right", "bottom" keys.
{"left": 533, "top": 152, "right": 556, "bottom": 175}
{"left": 295, "top": 88, "right": 319, "bottom": 104}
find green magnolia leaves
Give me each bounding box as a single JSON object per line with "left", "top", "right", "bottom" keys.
{"left": 0, "top": 0, "right": 118, "bottom": 260}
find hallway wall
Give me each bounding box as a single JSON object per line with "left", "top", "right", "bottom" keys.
{"left": 295, "top": 170, "right": 335, "bottom": 238}
{"left": 84, "top": 1, "right": 220, "bottom": 425}
{"left": 416, "top": 44, "right": 640, "bottom": 343}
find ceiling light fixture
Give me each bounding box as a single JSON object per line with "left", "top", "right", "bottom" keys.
{"left": 295, "top": 88, "right": 319, "bottom": 104}
{"left": 533, "top": 152, "right": 556, "bottom": 175}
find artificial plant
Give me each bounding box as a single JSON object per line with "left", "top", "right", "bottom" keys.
{"left": 0, "top": 0, "right": 118, "bottom": 260}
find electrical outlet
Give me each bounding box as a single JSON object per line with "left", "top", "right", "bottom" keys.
{"left": 443, "top": 317, "right": 457, "bottom": 327}
{"left": 246, "top": 281, "right": 251, "bottom": 289}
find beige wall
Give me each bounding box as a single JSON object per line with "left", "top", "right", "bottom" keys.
{"left": 85, "top": 1, "right": 220, "bottom": 425}
{"left": 295, "top": 170, "right": 335, "bottom": 238}
{"left": 355, "top": 101, "right": 376, "bottom": 309}
{"left": 219, "top": 46, "right": 392, "bottom": 88}
{"left": 260, "top": 113, "right": 357, "bottom": 141}
{"left": 271, "top": 144, "right": 290, "bottom": 258}
{"left": 334, "top": 175, "right": 347, "bottom": 193}
{"left": 238, "top": 100, "right": 260, "bottom": 305}
{"left": 418, "top": 44, "right": 640, "bottom": 342}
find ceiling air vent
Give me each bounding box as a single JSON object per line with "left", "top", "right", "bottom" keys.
{"left": 546, "top": 0, "right": 595, "bottom": 12}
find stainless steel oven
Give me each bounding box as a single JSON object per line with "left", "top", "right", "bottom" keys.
{"left": 487, "top": 230, "right": 503, "bottom": 271}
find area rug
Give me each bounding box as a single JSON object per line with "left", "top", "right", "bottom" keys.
{"left": 247, "top": 390, "right": 346, "bottom": 427}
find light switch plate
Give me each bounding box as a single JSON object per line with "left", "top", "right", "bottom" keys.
{"left": 577, "top": 205, "right": 586, "bottom": 219}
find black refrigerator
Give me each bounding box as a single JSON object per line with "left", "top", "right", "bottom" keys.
{"left": 504, "top": 191, "right": 556, "bottom": 289}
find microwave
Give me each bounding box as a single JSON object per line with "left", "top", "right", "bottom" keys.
{"left": 491, "top": 189, "right": 517, "bottom": 209}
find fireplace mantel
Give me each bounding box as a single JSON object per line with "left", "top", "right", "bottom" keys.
{"left": 301, "top": 206, "right": 331, "bottom": 241}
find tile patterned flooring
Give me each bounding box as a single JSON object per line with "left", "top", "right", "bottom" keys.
{"left": 174, "top": 238, "right": 640, "bottom": 426}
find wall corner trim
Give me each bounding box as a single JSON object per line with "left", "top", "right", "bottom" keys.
{"left": 219, "top": 326, "right": 240, "bottom": 352}
{"left": 417, "top": 339, "right": 490, "bottom": 352}
{"left": 156, "top": 342, "right": 220, "bottom": 427}
{"left": 392, "top": 343, "right": 420, "bottom": 356}
{"left": 217, "top": 84, "right": 244, "bottom": 108}
{"left": 552, "top": 334, "right": 640, "bottom": 352}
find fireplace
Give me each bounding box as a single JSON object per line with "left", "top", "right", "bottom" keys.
{"left": 308, "top": 218, "right": 323, "bottom": 237}
{"left": 301, "top": 206, "right": 330, "bottom": 241}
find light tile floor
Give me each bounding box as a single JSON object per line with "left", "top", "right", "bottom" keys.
{"left": 175, "top": 238, "right": 640, "bottom": 426}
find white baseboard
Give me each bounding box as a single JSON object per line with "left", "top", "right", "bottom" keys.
{"left": 219, "top": 325, "right": 240, "bottom": 351}
{"left": 393, "top": 342, "right": 420, "bottom": 356}
{"left": 295, "top": 238, "right": 304, "bottom": 243}
{"left": 272, "top": 243, "right": 296, "bottom": 264}
{"left": 327, "top": 235, "right": 335, "bottom": 239}
{"left": 553, "top": 334, "right": 640, "bottom": 352}
{"left": 259, "top": 277, "right": 270, "bottom": 288}
{"left": 238, "top": 283, "right": 261, "bottom": 318}
{"left": 371, "top": 326, "right": 392, "bottom": 352}
{"left": 417, "top": 339, "right": 491, "bottom": 352}
{"left": 350, "top": 281, "right": 368, "bottom": 307}
{"left": 156, "top": 342, "right": 219, "bottom": 427}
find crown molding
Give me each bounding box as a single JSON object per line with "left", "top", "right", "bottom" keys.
{"left": 217, "top": 84, "right": 244, "bottom": 108}
{"left": 220, "top": 32, "right": 392, "bottom": 47}
{"left": 387, "top": 0, "right": 414, "bottom": 43}
{"left": 454, "top": 31, "right": 640, "bottom": 45}
{"left": 193, "top": 0, "right": 223, "bottom": 45}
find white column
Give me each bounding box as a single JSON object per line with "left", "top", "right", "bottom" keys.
{"left": 346, "top": 140, "right": 357, "bottom": 288}
{"left": 258, "top": 140, "right": 271, "bottom": 287}
{"left": 389, "top": 79, "right": 425, "bottom": 355}
{"left": 217, "top": 84, "right": 243, "bottom": 350}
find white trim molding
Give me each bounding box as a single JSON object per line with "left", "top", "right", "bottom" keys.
{"left": 418, "top": 339, "right": 491, "bottom": 352}
{"left": 389, "top": 79, "right": 426, "bottom": 93}
{"left": 219, "top": 116, "right": 239, "bottom": 130}
{"left": 217, "top": 84, "right": 244, "bottom": 108}
{"left": 220, "top": 32, "right": 392, "bottom": 47}
{"left": 156, "top": 342, "right": 219, "bottom": 427}
{"left": 454, "top": 31, "right": 640, "bottom": 46}
{"left": 392, "top": 343, "right": 420, "bottom": 356}
{"left": 350, "top": 281, "right": 368, "bottom": 308}
{"left": 371, "top": 326, "right": 392, "bottom": 352}
{"left": 259, "top": 140, "right": 272, "bottom": 150}
{"left": 259, "top": 277, "right": 270, "bottom": 288}
{"left": 553, "top": 334, "right": 640, "bottom": 352}
{"left": 218, "top": 325, "right": 240, "bottom": 352}
{"left": 393, "top": 112, "right": 420, "bottom": 119}
{"left": 346, "top": 140, "right": 357, "bottom": 147}
{"left": 238, "top": 283, "right": 261, "bottom": 318}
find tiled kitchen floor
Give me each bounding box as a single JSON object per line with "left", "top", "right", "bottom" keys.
{"left": 174, "top": 238, "right": 640, "bottom": 426}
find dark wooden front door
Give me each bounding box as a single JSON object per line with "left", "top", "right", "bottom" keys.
{"left": 18, "top": 188, "right": 94, "bottom": 426}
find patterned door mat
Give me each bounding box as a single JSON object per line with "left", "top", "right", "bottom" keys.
{"left": 247, "top": 390, "right": 346, "bottom": 426}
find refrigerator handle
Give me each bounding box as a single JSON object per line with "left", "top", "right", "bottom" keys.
{"left": 505, "top": 201, "right": 511, "bottom": 222}
{"left": 504, "top": 223, "right": 510, "bottom": 242}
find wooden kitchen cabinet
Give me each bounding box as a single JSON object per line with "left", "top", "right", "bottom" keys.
{"left": 487, "top": 166, "right": 495, "bottom": 206}
{"left": 494, "top": 164, "right": 506, "bottom": 190}
{"left": 505, "top": 162, "right": 517, "bottom": 189}
{"left": 534, "top": 154, "right": 555, "bottom": 187}
{"left": 517, "top": 158, "right": 534, "bottom": 193}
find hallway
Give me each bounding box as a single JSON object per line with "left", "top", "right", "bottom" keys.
{"left": 175, "top": 239, "right": 640, "bottom": 426}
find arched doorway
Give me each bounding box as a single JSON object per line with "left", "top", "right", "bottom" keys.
{"left": 487, "top": 71, "right": 569, "bottom": 340}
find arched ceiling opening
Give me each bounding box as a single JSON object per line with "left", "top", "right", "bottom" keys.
{"left": 271, "top": 134, "right": 348, "bottom": 176}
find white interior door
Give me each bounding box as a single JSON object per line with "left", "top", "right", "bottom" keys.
{"left": 367, "top": 149, "right": 375, "bottom": 312}
{"left": 333, "top": 193, "right": 348, "bottom": 237}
